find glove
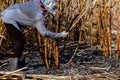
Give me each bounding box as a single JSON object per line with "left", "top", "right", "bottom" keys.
{"left": 60, "top": 31, "right": 69, "bottom": 38}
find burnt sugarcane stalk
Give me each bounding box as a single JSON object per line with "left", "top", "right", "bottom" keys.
{"left": 108, "top": 1, "right": 112, "bottom": 57}
{"left": 69, "top": 0, "right": 97, "bottom": 31}
{"left": 44, "top": 38, "right": 50, "bottom": 69}
{"left": 115, "top": 12, "right": 120, "bottom": 59}
{"left": 52, "top": 0, "right": 63, "bottom": 67}
{"left": 0, "top": 28, "right": 6, "bottom": 48}
{"left": 101, "top": 0, "right": 108, "bottom": 57}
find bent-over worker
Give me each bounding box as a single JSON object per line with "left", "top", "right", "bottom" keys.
{"left": 1, "top": 0, "right": 68, "bottom": 71}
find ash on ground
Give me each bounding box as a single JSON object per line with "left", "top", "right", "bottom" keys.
{"left": 0, "top": 44, "right": 120, "bottom": 77}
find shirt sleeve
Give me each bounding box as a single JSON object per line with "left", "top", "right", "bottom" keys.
{"left": 33, "top": 21, "right": 62, "bottom": 39}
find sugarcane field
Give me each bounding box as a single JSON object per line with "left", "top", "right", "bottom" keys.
{"left": 0, "top": 0, "right": 120, "bottom": 80}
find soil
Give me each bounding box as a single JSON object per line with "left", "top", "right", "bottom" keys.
{"left": 0, "top": 41, "right": 120, "bottom": 79}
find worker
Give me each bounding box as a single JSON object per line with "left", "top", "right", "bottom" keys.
{"left": 1, "top": 0, "right": 68, "bottom": 71}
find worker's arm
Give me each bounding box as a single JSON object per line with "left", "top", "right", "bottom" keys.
{"left": 33, "top": 21, "right": 68, "bottom": 39}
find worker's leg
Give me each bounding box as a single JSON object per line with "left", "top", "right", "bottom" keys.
{"left": 4, "top": 23, "right": 26, "bottom": 70}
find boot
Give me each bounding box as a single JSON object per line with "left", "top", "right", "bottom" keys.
{"left": 8, "top": 58, "right": 18, "bottom": 71}
{"left": 18, "top": 55, "right": 26, "bottom": 69}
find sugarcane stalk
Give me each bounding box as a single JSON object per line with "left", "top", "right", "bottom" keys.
{"left": 90, "top": 13, "right": 93, "bottom": 45}
{"left": 115, "top": 12, "right": 120, "bottom": 59}
{"left": 48, "top": 40, "right": 52, "bottom": 65}
{"left": 108, "top": 1, "right": 112, "bottom": 57}
{"left": 52, "top": 0, "right": 63, "bottom": 67}
{"left": 107, "top": 27, "right": 112, "bottom": 57}
{"left": 44, "top": 38, "right": 50, "bottom": 69}
{"left": 67, "top": 31, "right": 82, "bottom": 64}
{"left": 0, "top": 67, "right": 27, "bottom": 78}
{"left": 0, "top": 28, "right": 6, "bottom": 47}
{"left": 69, "top": 0, "right": 97, "bottom": 31}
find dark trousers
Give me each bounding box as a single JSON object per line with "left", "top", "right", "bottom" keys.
{"left": 4, "top": 23, "right": 26, "bottom": 58}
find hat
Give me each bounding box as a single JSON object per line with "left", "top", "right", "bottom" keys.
{"left": 40, "top": 0, "right": 57, "bottom": 14}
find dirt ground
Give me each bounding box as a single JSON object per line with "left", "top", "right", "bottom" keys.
{"left": 0, "top": 42, "right": 120, "bottom": 79}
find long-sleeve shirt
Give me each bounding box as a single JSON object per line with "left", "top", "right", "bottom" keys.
{"left": 1, "top": 0, "right": 62, "bottom": 38}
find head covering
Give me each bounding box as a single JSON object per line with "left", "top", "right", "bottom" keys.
{"left": 39, "top": 1, "right": 48, "bottom": 14}
{"left": 40, "top": 0, "right": 57, "bottom": 14}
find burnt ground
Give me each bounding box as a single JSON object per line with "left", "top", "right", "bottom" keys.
{"left": 0, "top": 42, "right": 120, "bottom": 79}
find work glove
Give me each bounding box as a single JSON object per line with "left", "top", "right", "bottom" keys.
{"left": 60, "top": 31, "right": 69, "bottom": 38}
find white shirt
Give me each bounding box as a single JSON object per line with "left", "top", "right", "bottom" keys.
{"left": 1, "top": 0, "right": 63, "bottom": 38}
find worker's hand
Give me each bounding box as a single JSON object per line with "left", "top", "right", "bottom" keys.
{"left": 61, "top": 31, "right": 69, "bottom": 38}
